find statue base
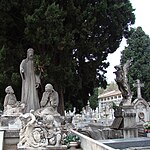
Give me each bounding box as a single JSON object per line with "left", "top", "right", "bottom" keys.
{"left": 17, "top": 145, "right": 67, "bottom": 150}
{"left": 1, "top": 115, "right": 21, "bottom": 128}
{"left": 121, "top": 105, "right": 138, "bottom": 138}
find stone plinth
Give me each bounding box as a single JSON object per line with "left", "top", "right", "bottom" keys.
{"left": 17, "top": 145, "right": 67, "bottom": 150}
{"left": 0, "top": 127, "right": 20, "bottom": 150}
{"left": 1, "top": 115, "right": 19, "bottom": 126}
{"left": 122, "top": 105, "right": 138, "bottom": 138}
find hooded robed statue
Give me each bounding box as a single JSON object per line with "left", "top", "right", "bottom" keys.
{"left": 20, "top": 48, "right": 40, "bottom": 112}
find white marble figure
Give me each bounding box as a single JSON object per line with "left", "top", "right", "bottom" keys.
{"left": 20, "top": 48, "right": 40, "bottom": 112}
{"left": 3, "top": 86, "right": 25, "bottom": 116}
{"left": 28, "top": 127, "right": 48, "bottom": 148}
{"left": 18, "top": 110, "right": 48, "bottom": 148}
{"left": 45, "top": 115, "right": 62, "bottom": 146}
{"left": 39, "top": 83, "right": 59, "bottom": 116}
{"left": 18, "top": 110, "right": 62, "bottom": 148}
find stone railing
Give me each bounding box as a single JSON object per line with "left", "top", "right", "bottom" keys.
{"left": 71, "top": 129, "right": 115, "bottom": 150}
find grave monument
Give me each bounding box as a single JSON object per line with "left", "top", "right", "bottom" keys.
{"left": 0, "top": 48, "right": 70, "bottom": 150}
{"left": 132, "top": 79, "right": 149, "bottom": 137}
{"left": 113, "top": 59, "right": 138, "bottom": 138}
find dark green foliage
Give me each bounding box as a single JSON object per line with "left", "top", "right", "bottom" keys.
{"left": 89, "top": 87, "right": 98, "bottom": 110}
{"left": 111, "top": 101, "right": 117, "bottom": 110}
{"left": 0, "top": 0, "right": 135, "bottom": 113}
{"left": 62, "top": 133, "right": 80, "bottom": 146}
{"left": 121, "top": 27, "right": 150, "bottom": 101}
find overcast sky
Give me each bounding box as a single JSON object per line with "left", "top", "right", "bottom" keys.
{"left": 106, "top": 0, "right": 150, "bottom": 83}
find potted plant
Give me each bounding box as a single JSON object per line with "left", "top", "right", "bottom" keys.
{"left": 62, "top": 133, "right": 80, "bottom": 149}
{"left": 143, "top": 121, "right": 150, "bottom": 137}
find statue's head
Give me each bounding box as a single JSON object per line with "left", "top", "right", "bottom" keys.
{"left": 44, "top": 114, "right": 54, "bottom": 128}
{"left": 114, "top": 65, "right": 121, "bottom": 70}
{"left": 45, "top": 84, "right": 54, "bottom": 93}
{"left": 5, "top": 86, "right": 14, "bottom": 94}
{"left": 27, "top": 48, "right": 34, "bottom": 60}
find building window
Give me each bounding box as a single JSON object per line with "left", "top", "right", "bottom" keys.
{"left": 118, "top": 95, "right": 121, "bottom": 98}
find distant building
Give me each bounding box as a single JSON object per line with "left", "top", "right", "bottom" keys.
{"left": 98, "top": 90, "right": 122, "bottom": 113}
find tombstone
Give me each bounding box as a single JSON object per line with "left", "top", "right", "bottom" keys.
{"left": 133, "top": 100, "right": 149, "bottom": 124}
{"left": 133, "top": 79, "right": 149, "bottom": 125}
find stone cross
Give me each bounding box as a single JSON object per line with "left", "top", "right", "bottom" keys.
{"left": 133, "top": 79, "right": 144, "bottom": 99}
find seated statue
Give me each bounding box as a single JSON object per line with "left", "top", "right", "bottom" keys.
{"left": 3, "top": 86, "right": 25, "bottom": 116}
{"left": 36, "top": 84, "right": 59, "bottom": 117}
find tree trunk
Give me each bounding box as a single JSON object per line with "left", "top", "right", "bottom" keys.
{"left": 57, "top": 85, "right": 65, "bottom": 116}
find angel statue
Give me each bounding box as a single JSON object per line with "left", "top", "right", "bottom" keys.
{"left": 113, "top": 58, "right": 133, "bottom": 106}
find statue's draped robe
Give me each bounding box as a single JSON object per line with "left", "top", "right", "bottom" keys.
{"left": 40, "top": 91, "right": 59, "bottom": 110}
{"left": 20, "top": 59, "right": 40, "bottom": 112}
{"left": 4, "top": 93, "right": 17, "bottom": 108}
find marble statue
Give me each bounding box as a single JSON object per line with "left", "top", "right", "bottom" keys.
{"left": 114, "top": 59, "right": 133, "bottom": 106}
{"left": 18, "top": 110, "right": 62, "bottom": 148}
{"left": 29, "top": 127, "right": 48, "bottom": 147}
{"left": 39, "top": 83, "right": 59, "bottom": 116}
{"left": 18, "top": 110, "right": 48, "bottom": 148}
{"left": 3, "top": 86, "right": 25, "bottom": 116}
{"left": 18, "top": 110, "right": 37, "bottom": 147}
{"left": 44, "top": 114, "right": 62, "bottom": 146}
{"left": 20, "top": 48, "right": 40, "bottom": 112}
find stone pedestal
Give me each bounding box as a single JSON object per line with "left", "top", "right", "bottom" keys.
{"left": 0, "top": 115, "right": 21, "bottom": 131}
{"left": 17, "top": 145, "right": 67, "bottom": 150}
{"left": 122, "top": 105, "right": 138, "bottom": 138}
{"left": 0, "top": 127, "right": 20, "bottom": 150}
{"left": 1, "top": 115, "right": 19, "bottom": 127}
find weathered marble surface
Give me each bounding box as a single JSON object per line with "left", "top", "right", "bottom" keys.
{"left": 113, "top": 59, "right": 133, "bottom": 106}
{"left": 17, "top": 109, "right": 63, "bottom": 149}
{"left": 40, "top": 84, "right": 59, "bottom": 115}
{"left": 20, "top": 48, "right": 40, "bottom": 113}
{"left": 3, "top": 86, "right": 25, "bottom": 116}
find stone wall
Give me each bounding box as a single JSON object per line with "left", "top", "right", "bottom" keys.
{"left": 71, "top": 130, "right": 115, "bottom": 150}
